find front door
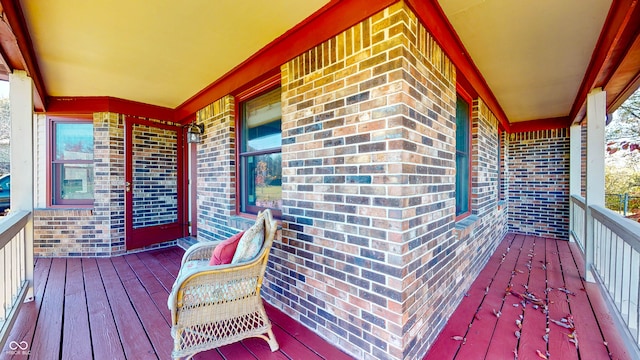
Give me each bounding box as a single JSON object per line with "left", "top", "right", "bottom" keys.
{"left": 125, "top": 117, "right": 185, "bottom": 250}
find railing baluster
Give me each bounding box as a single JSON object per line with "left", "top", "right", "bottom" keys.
{"left": 1, "top": 246, "right": 5, "bottom": 322}
{"left": 630, "top": 250, "right": 639, "bottom": 341}
{"left": 585, "top": 203, "right": 640, "bottom": 356}
{"left": 622, "top": 241, "right": 631, "bottom": 325}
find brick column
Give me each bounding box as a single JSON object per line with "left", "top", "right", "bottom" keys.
{"left": 195, "top": 96, "right": 239, "bottom": 241}
{"left": 272, "top": 3, "right": 461, "bottom": 359}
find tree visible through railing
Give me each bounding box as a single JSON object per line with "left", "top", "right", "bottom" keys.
{"left": 606, "top": 193, "right": 640, "bottom": 221}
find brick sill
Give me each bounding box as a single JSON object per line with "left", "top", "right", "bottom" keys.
{"left": 454, "top": 214, "right": 479, "bottom": 240}
{"left": 34, "top": 208, "right": 94, "bottom": 216}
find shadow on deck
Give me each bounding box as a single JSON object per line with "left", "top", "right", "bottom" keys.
{"left": 0, "top": 246, "right": 352, "bottom": 360}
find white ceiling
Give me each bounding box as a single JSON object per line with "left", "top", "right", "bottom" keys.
{"left": 439, "top": 0, "right": 612, "bottom": 122}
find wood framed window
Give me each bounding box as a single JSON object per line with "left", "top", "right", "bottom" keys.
{"left": 50, "top": 118, "right": 94, "bottom": 206}
{"left": 455, "top": 92, "right": 471, "bottom": 219}
{"left": 237, "top": 86, "right": 282, "bottom": 217}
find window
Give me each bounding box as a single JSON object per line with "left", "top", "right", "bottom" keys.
{"left": 455, "top": 94, "right": 471, "bottom": 217}
{"left": 238, "top": 87, "right": 282, "bottom": 216}
{"left": 51, "top": 119, "right": 94, "bottom": 205}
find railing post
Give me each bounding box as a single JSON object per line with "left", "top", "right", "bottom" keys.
{"left": 569, "top": 124, "right": 582, "bottom": 242}
{"left": 585, "top": 88, "right": 606, "bottom": 282}
{"left": 9, "top": 70, "right": 34, "bottom": 301}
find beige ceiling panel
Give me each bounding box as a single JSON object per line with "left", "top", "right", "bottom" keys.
{"left": 440, "top": 0, "right": 612, "bottom": 122}
{"left": 20, "top": 0, "right": 329, "bottom": 108}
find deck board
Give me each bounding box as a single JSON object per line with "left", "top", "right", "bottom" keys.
{"left": 451, "top": 233, "right": 521, "bottom": 359}
{"left": 1, "top": 257, "right": 51, "bottom": 359}
{"left": 557, "top": 240, "right": 612, "bottom": 359}
{"left": 61, "top": 258, "right": 92, "bottom": 360}
{"left": 112, "top": 255, "right": 174, "bottom": 360}
{"left": 265, "top": 302, "right": 355, "bottom": 360}
{"left": 425, "top": 234, "right": 633, "bottom": 360}
{"left": 96, "top": 257, "right": 159, "bottom": 360}
{"left": 122, "top": 253, "right": 173, "bottom": 325}
{"left": 83, "top": 257, "right": 126, "bottom": 360}
{"left": 568, "top": 241, "right": 632, "bottom": 359}
{"left": 29, "top": 258, "right": 65, "bottom": 359}
{"left": 545, "top": 238, "right": 579, "bottom": 360}
{"left": 484, "top": 234, "right": 532, "bottom": 359}
{"left": 517, "top": 236, "right": 549, "bottom": 360}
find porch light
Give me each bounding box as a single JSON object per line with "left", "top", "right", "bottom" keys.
{"left": 187, "top": 123, "right": 204, "bottom": 144}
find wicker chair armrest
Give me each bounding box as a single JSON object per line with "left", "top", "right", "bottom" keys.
{"left": 181, "top": 240, "right": 224, "bottom": 265}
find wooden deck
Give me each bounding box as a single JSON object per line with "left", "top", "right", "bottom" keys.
{"left": 0, "top": 234, "right": 633, "bottom": 359}
{"left": 0, "top": 246, "right": 353, "bottom": 360}
{"left": 424, "top": 233, "right": 632, "bottom": 360}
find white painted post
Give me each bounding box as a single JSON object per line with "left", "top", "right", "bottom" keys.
{"left": 585, "top": 88, "right": 606, "bottom": 282}
{"left": 9, "top": 70, "right": 34, "bottom": 301}
{"left": 569, "top": 124, "right": 582, "bottom": 242}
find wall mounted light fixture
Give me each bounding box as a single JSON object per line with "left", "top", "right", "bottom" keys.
{"left": 187, "top": 123, "right": 204, "bottom": 144}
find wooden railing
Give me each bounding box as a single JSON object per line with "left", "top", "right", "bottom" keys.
{"left": 0, "top": 211, "right": 32, "bottom": 347}
{"left": 570, "top": 195, "right": 586, "bottom": 252}
{"left": 570, "top": 195, "right": 640, "bottom": 355}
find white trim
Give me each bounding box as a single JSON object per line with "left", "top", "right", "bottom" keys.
{"left": 585, "top": 88, "right": 606, "bottom": 282}
{"left": 569, "top": 124, "right": 582, "bottom": 242}
{"left": 8, "top": 70, "right": 34, "bottom": 301}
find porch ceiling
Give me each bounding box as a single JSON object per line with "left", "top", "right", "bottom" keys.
{"left": 439, "top": 0, "right": 612, "bottom": 122}
{"left": 15, "top": 0, "right": 330, "bottom": 109}
{"left": 1, "top": 0, "right": 638, "bottom": 125}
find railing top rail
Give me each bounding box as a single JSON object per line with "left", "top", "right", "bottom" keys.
{"left": 570, "top": 194, "right": 586, "bottom": 207}
{"left": 0, "top": 210, "right": 31, "bottom": 249}
{"left": 590, "top": 204, "right": 640, "bottom": 253}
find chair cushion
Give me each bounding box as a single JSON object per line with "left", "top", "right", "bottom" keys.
{"left": 176, "top": 259, "right": 209, "bottom": 281}
{"left": 231, "top": 216, "right": 265, "bottom": 264}
{"left": 209, "top": 231, "right": 245, "bottom": 266}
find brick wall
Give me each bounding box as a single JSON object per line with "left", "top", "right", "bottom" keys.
{"left": 33, "top": 112, "right": 179, "bottom": 256}
{"left": 195, "top": 96, "right": 242, "bottom": 241}
{"left": 507, "top": 129, "right": 570, "bottom": 239}
{"left": 131, "top": 123, "right": 179, "bottom": 227}
{"left": 33, "top": 112, "right": 124, "bottom": 257}
{"left": 246, "top": 3, "right": 508, "bottom": 359}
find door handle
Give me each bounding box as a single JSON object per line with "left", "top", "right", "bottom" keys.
{"left": 125, "top": 181, "right": 131, "bottom": 192}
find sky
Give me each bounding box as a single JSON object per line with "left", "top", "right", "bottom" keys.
{"left": 0, "top": 81, "right": 8, "bottom": 98}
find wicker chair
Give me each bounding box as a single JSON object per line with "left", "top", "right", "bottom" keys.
{"left": 167, "top": 209, "right": 279, "bottom": 359}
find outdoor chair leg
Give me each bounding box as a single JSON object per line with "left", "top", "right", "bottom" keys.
{"left": 267, "top": 328, "right": 280, "bottom": 351}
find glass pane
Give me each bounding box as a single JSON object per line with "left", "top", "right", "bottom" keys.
{"left": 55, "top": 123, "right": 94, "bottom": 160}
{"left": 245, "top": 119, "right": 282, "bottom": 151}
{"left": 58, "top": 163, "right": 94, "bottom": 200}
{"left": 241, "top": 153, "right": 282, "bottom": 212}
{"left": 456, "top": 153, "right": 469, "bottom": 215}
{"left": 243, "top": 88, "right": 281, "bottom": 152}
{"left": 456, "top": 97, "right": 469, "bottom": 153}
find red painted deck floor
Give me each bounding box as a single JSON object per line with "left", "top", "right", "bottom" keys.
{"left": 424, "top": 233, "right": 631, "bottom": 360}
{"left": 0, "top": 246, "right": 353, "bottom": 360}
{"left": 0, "top": 234, "right": 633, "bottom": 360}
